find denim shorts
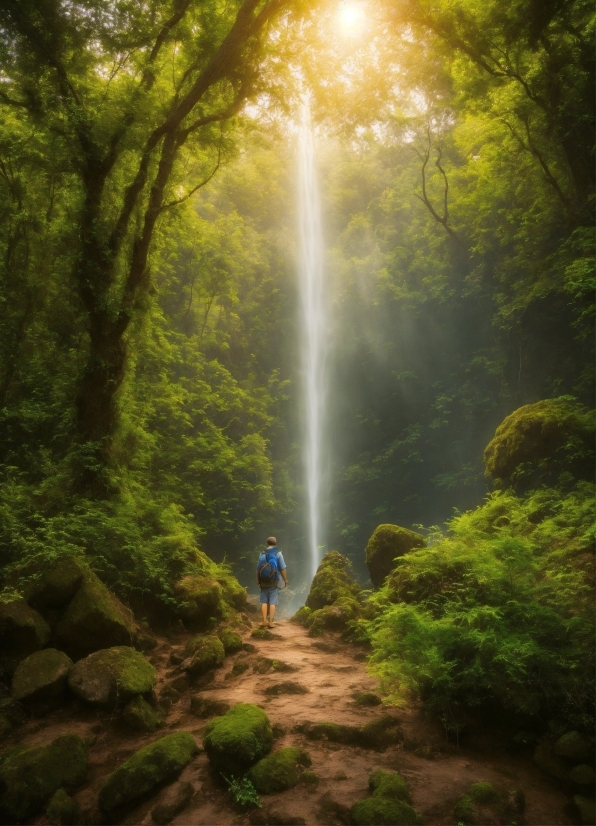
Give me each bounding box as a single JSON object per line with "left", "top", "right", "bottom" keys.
{"left": 259, "top": 586, "right": 279, "bottom": 606}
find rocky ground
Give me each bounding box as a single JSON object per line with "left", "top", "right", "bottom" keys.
{"left": 1, "top": 613, "right": 580, "bottom": 825}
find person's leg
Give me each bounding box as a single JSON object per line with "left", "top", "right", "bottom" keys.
{"left": 268, "top": 604, "right": 276, "bottom": 625}
{"left": 260, "top": 602, "right": 268, "bottom": 625}
{"left": 267, "top": 587, "right": 279, "bottom": 626}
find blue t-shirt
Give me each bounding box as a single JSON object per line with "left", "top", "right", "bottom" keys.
{"left": 257, "top": 548, "right": 286, "bottom": 588}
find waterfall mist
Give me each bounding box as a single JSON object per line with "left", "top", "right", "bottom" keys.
{"left": 297, "top": 102, "right": 328, "bottom": 582}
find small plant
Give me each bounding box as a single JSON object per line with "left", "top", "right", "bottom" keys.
{"left": 222, "top": 775, "right": 261, "bottom": 809}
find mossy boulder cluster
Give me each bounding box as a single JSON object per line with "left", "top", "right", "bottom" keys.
{"left": 11, "top": 648, "right": 73, "bottom": 702}
{"left": 203, "top": 703, "right": 273, "bottom": 776}
{"left": 454, "top": 781, "right": 525, "bottom": 825}
{"left": 532, "top": 728, "right": 595, "bottom": 790}
{"left": 98, "top": 732, "right": 198, "bottom": 817}
{"left": 247, "top": 747, "right": 311, "bottom": 793}
{"left": 484, "top": 397, "right": 595, "bottom": 491}
{"left": 293, "top": 551, "right": 368, "bottom": 638}
{"left": 0, "top": 733, "right": 87, "bottom": 823}
{"left": 351, "top": 770, "right": 422, "bottom": 826}
{"left": 365, "top": 524, "right": 425, "bottom": 587}
{"left": 182, "top": 634, "right": 226, "bottom": 678}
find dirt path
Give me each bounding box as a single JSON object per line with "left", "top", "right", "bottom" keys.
{"left": 15, "top": 618, "right": 572, "bottom": 825}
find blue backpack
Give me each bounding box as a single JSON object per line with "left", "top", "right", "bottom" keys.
{"left": 257, "top": 551, "right": 279, "bottom": 587}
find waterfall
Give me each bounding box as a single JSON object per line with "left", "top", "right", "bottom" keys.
{"left": 297, "top": 102, "right": 328, "bottom": 581}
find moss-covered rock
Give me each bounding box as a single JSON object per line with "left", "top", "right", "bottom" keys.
{"left": 573, "top": 795, "right": 596, "bottom": 826}
{"left": 11, "top": 648, "right": 73, "bottom": 702}
{"left": 203, "top": 703, "right": 273, "bottom": 776}
{"left": 0, "top": 598, "right": 51, "bottom": 675}
{"left": 174, "top": 576, "right": 226, "bottom": 628}
{"left": 122, "top": 695, "right": 162, "bottom": 732}
{"left": 533, "top": 741, "right": 569, "bottom": 781}
{"left": 291, "top": 606, "right": 312, "bottom": 626}
{"left": 45, "top": 788, "right": 84, "bottom": 826}
{"left": 54, "top": 574, "right": 137, "bottom": 660}
{"left": 484, "top": 398, "right": 595, "bottom": 490}
{"left": 369, "top": 770, "right": 411, "bottom": 803}
{"left": 354, "top": 692, "right": 381, "bottom": 706}
{"left": 305, "top": 552, "right": 360, "bottom": 611}
{"left": 365, "top": 524, "right": 425, "bottom": 587}
{"left": 251, "top": 626, "right": 275, "bottom": 640}
{"left": 67, "top": 645, "right": 156, "bottom": 707}
{"left": 247, "top": 748, "right": 311, "bottom": 794}
{"left": 454, "top": 782, "right": 525, "bottom": 825}
{"left": 217, "top": 576, "right": 248, "bottom": 611}
{"left": 0, "top": 733, "right": 87, "bottom": 822}
{"left": 570, "top": 764, "right": 595, "bottom": 785}
{"left": 263, "top": 681, "right": 308, "bottom": 696}
{"left": 351, "top": 798, "right": 422, "bottom": 826}
{"left": 24, "top": 557, "right": 86, "bottom": 612}
{"left": 182, "top": 634, "right": 225, "bottom": 678}
{"left": 218, "top": 627, "right": 243, "bottom": 653}
{"left": 98, "top": 732, "right": 198, "bottom": 816}
{"left": 553, "top": 730, "right": 589, "bottom": 761}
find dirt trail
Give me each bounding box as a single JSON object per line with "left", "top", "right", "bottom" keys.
{"left": 14, "top": 618, "right": 572, "bottom": 825}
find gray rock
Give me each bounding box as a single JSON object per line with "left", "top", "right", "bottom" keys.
{"left": 570, "top": 764, "right": 595, "bottom": 785}
{"left": 554, "top": 731, "right": 589, "bottom": 761}
{"left": 151, "top": 781, "right": 194, "bottom": 824}
{"left": 67, "top": 646, "right": 156, "bottom": 707}
{"left": 12, "top": 648, "right": 73, "bottom": 702}
{"left": 54, "top": 574, "right": 137, "bottom": 660}
{"left": 0, "top": 598, "right": 51, "bottom": 674}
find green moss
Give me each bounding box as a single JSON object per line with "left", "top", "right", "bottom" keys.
{"left": 454, "top": 783, "right": 525, "bottom": 825}
{"left": 307, "top": 598, "right": 360, "bottom": 636}
{"left": 484, "top": 398, "right": 595, "bottom": 490}
{"left": 45, "top": 788, "right": 84, "bottom": 826}
{"left": 11, "top": 648, "right": 73, "bottom": 702}
{"left": 351, "top": 797, "right": 422, "bottom": 826}
{"left": 67, "top": 645, "right": 156, "bottom": 706}
{"left": 203, "top": 703, "right": 273, "bottom": 776}
{"left": 297, "top": 717, "right": 402, "bottom": 751}
{"left": 217, "top": 576, "right": 248, "bottom": 610}
{"left": 251, "top": 626, "right": 275, "bottom": 640}
{"left": 54, "top": 574, "right": 137, "bottom": 659}
{"left": 25, "top": 557, "right": 86, "bottom": 611}
{"left": 229, "top": 659, "right": 250, "bottom": 677}
{"left": 174, "top": 576, "right": 226, "bottom": 627}
{"left": 183, "top": 634, "right": 225, "bottom": 677}
{"left": 247, "top": 747, "right": 311, "bottom": 794}
{"left": 122, "top": 695, "right": 162, "bottom": 732}
{"left": 299, "top": 770, "right": 319, "bottom": 787}
{"left": 218, "top": 627, "right": 243, "bottom": 653}
{"left": 98, "top": 732, "right": 198, "bottom": 816}
{"left": 0, "top": 734, "right": 87, "bottom": 822}
{"left": 365, "top": 525, "right": 425, "bottom": 587}
{"left": 305, "top": 552, "right": 360, "bottom": 611}
{"left": 369, "top": 770, "right": 411, "bottom": 803}
{"left": 355, "top": 692, "right": 381, "bottom": 706}
{"left": 291, "top": 606, "right": 312, "bottom": 626}
{"left": 271, "top": 659, "right": 296, "bottom": 673}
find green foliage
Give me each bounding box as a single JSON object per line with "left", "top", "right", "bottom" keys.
{"left": 368, "top": 481, "right": 595, "bottom": 729}
{"left": 222, "top": 775, "right": 261, "bottom": 809}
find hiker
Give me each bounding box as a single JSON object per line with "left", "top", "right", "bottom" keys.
{"left": 256, "top": 536, "right": 288, "bottom": 627}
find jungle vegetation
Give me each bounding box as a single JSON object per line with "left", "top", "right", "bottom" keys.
{"left": 0, "top": 0, "right": 593, "bottom": 727}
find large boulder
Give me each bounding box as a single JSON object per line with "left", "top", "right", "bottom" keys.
{"left": 174, "top": 576, "right": 226, "bottom": 629}
{"left": 454, "top": 782, "right": 525, "bottom": 826}
{"left": 0, "top": 598, "right": 51, "bottom": 675}
{"left": 484, "top": 398, "right": 594, "bottom": 490}
{"left": 45, "top": 789, "right": 84, "bottom": 826}
{"left": 24, "top": 557, "right": 86, "bottom": 612}
{"left": 122, "top": 695, "right": 162, "bottom": 733}
{"left": 182, "top": 634, "right": 225, "bottom": 678}
{"left": 0, "top": 733, "right": 87, "bottom": 823}
{"left": 67, "top": 646, "right": 156, "bottom": 707}
{"left": 305, "top": 552, "right": 360, "bottom": 611}
{"left": 11, "top": 648, "right": 73, "bottom": 702}
{"left": 365, "top": 524, "right": 425, "bottom": 587}
{"left": 553, "top": 730, "right": 589, "bottom": 761}
{"left": 54, "top": 573, "right": 137, "bottom": 659}
{"left": 203, "top": 703, "right": 273, "bottom": 776}
{"left": 98, "top": 732, "right": 198, "bottom": 817}
{"left": 218, "top": 626, "right": 243, "bottom": 654}
{"left": 247, "top": 748, "right": 311, "bottom": 794}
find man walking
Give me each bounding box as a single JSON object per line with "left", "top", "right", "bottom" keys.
{"left": 256, "top": 536, "right": 288, "bottom": 627}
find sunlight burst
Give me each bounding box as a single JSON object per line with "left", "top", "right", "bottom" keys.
{"left": 337, "top": 2, "right": 366, "bottom": 36}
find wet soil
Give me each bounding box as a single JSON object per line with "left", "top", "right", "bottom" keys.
{"left": 7, "top": 619, "right": 573, "bottom": 825}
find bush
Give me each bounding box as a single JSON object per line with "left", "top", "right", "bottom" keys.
{"left": 368, "top": 482, "right": 595, "bottom": 731}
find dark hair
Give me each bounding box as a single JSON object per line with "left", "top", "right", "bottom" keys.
{"left": 266, "top": 536, "right": 277, "bottom": 546}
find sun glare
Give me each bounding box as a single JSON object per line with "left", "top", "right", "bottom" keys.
{"left": 337, "top": 2, "right": 366, "bottom": 36}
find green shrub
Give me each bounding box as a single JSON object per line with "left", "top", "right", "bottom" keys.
{"left": 368, "top": 482, "right": 595, "bottom": 730}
